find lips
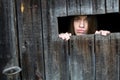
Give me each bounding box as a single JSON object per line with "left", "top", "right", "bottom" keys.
{"left": 77, "top": 29, "right": 85, "bottom": 33}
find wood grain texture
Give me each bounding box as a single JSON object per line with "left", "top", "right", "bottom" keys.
{"left": 0, "top": 0, "right": 120, "bottom": 80}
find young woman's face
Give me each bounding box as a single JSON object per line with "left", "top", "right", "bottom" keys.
{"left": 73, "top": 15, "right": 88, "bottom": 35}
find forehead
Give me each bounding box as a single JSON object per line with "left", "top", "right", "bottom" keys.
{"left": 74, "top": 15, "right": 87, "bottom": 19}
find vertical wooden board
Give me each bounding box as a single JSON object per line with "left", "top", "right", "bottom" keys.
{"left": 67, "top": 0, "right": 81, "bottom": 16}
{"left": 54, "top": 0, "right": 67, "bottom": 17}
{"left": 16, "top": 0, "right": 44, "bottom": 79}
{"left": 80, "top": 0, "right": 93, "bottom": 15}
{"left": 0, "top": 1, "right": 11, "bottom": 80}
{"left": 0, "top": 0, "right": 20, "bottom": 80}
{"left": 95, "top": 34, "right": 112, "bottom": 80}
{"left": 17, "top": 0, "right": 35, "bottom": 79}
{"left": 95, "top": 35, "right": 106, "bottom": 80}
{"left": 49, "top": 0, "right": 67, "bottom": 38}
{"left": 51, "top": 0, "right": 68, "bottom": 38}
{"left": 41, "top": 0, "right": 59, "bottom": 40}
{"left": 41, "top": 0, "right": 51, "bottom": 80}
{"left": 81, "top": 35, "right": 95, "bottom": 80}
{"left": 42, "top": 0, "right": 68, "bottom": 79}
{"left": 41, "top": 0, "right": 50, "bottom": 42}
{"left": 92, "top": 0, "right": 105, "bottom": 14}
{"left": 44, "top": 38, "right": 69, "bottom": 80}
{"left": 69, "top": 36, "right": 83, "bottom": 80}
{"left": 59, "top": 40, "right": 69, "bottom": 80}
{"left": 116, "top": 33, "right": 120, "bottom": 55}
{"left": 107, "top": 33, "right": 120, "bottom": 80}
{"left": 70, "top": 35, "right": 95, "bottom": 80}
{"left": 116, "top": 33, "right": 120, "bottom": 80}
{"left": 51, "top": 38, "right": 69, "bottom": 80}
{"left": 106, "top": 0, "right": 119, "bottom": 13}
{"left": 31, "top": 0, "right": 45, "bottom": 80}
{"left": 80, "top": 35, "right": 95, "bottom": 80}
{"left": 41, "top": 0, "right": 59, "bottom": 80}
{"left": 113, "top": 33, "right": 120, "bottom": 80}
{"left": 41, "top": 0, "right": 52, "bottom": 80}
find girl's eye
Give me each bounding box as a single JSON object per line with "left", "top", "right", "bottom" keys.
{"left": 74, "top": 20, "right": 81, "bottom": 23}
{"left": 74, "top": 18, "right": 81, "bottom": 22}
{"left": 74, "top": 17, "right": 80, "bottom": 20}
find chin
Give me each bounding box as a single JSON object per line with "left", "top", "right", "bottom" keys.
{"left": 76, "top": 33, "right": 85, "bottom": 35}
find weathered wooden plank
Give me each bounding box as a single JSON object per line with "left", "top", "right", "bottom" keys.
{"left": 54, "top": 0, "right": 67, "bottom": 17}
{"left": 1, "top": 0, "right": 120, "bottom": 80}
{"left": 95, "top": 34, "right": 109, "bottom": 80}
{"left": 17, "top": 0, "right": 35, "bottom": 79}
{"left": 41, "top": 0, "right": 54, "bottom": 80}
{"left": 116, "top": 33, "right": 120, "bottom": 80}
{"left": 0, "top": 1, "right": 11, "bottom": 80}
{"left": 16, "top": 0, "right": 44, "bottom": 79}
{"left": 70, "top": 35, "right": 95, "bottom": 80}
{"left": 92, "top": 0, "right": 105, "bottom": 14}
{"left": 67, "top": 0, "right": 81, "bottom": 16}
{"left": 0, "top": 0, "right": 20, "bottom": 80}
{"left": 31, "top": 0, "right": 45, "bottom": 80}
{"left": 112, "top": 33, "right": 120, "bottom": 80}
{"left": 48, "top": 0, "right": 67, "bottom": 37}
{"left": 108, "top": 33, "right": 120, "bottom": 80}
{"left": 42, "top": 0, "right": 69, "bottom": 79}
{"left": 95, "top": 33, "right": 118, "bottom": 80}
{"left": 43, "top": 37, "right": 69, "bottom": 80}
{"left": 80, "top": 0, "right": 93, "bottom": 15}
{"left": 52, "top": 38, "right": 69, "bottom": 80}
{"left": 106, "top": 0, "right": 119, "bottom": 13}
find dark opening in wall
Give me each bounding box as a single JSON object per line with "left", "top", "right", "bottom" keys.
{"left": 58, "top": 16, "right": 73, "bottom": 34}
{"left": 96, "top": 13, "right": 120, "bottom": 32}
{"left": 58, "top": 13, "right": 120, "bottom": 34}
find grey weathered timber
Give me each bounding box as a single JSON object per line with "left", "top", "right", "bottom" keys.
{"left": 0, "top": 0, "right": 20, "bottom": 80}
{"left": 92, "top": 0, "right": 106, "bottom": 14}
{"left": 95, "top": 33, "right": 119, "bottom": 80}
{"left": 109, "top": 33, "right": 120, "bottom": 80}
{"left": 67, "top": 0, "right": 81, "bottom": 16}
{"left": 80, "top": 0, "right": 93, "bottom": 15}
{"left": 50, "top": 39, "right": 69, "bottom": 80}
{"left": 42, "top": 0, "right": 68, "bottom": 80}
{"left": 69, "top": 35, "right": 95, "bottom": 80}
{"left": 16, "top": 0, "right": 44, "bottom": 80}
{"left": 41, "top": 0, "right": 52, "bottom": 80}
{"left": 17, "top": 0, "right": 36, "bottom": 79}
{"left": 106, "top": 0, "right": 119, "bottom": 13}
{"left": 54, "top": 0, "right": 67, "bottom": 17}
{"left": 0, "top": 0, "right": 120, "bottom": 80}
{"left": 31, "top": 0, "right": 45, "bottom": 80}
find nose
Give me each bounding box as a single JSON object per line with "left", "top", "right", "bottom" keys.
{"left": 79, "top": 20, "right": 84, "bottom": 28}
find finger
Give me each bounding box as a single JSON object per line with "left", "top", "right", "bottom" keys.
{"left": 101, "top": 31, "right": 110, "bottom": 36}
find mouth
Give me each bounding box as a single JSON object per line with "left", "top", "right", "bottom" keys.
{"left": 77, "top": 30, "right": 85, "bottom": 33}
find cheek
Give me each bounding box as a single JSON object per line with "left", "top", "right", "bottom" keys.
{"left": 85, "top": 23, "right": 88, "bottom": 29}
{"left": 74, "top": 22, "right": 79, "bottom": 28}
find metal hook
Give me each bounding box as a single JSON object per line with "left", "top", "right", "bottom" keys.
{"left": 2, "top": 66, "right": 22, "bottom": 76}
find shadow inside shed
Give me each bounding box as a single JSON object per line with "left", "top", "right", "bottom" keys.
{"left": 58, "top": 13, "right": 120, "bottom": 34}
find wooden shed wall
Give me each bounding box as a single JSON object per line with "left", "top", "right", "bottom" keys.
{"left": 0, "top": 0, "right": 20, "bottom": 80}
{"left": 0, "top": 0, "right": 119, "bottom": 80}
